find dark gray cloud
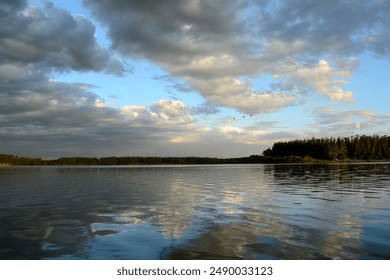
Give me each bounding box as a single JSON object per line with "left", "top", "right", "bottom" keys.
{"left": 0, "top": 58, "right": 216, "bottom": 157}
{"left": 0, "top": 1, "right": 125, "bottom": 74}
{"left": 83, "top": 0, "right": 249, "bottom": 63}
{"left": 256, "top": 0, "right": 390, "bottom": 58}
{"left": 0, "top": 0, "right": 26, "bottom": 15}
{"left": 0, "top": 1, "right": 134, "bottom": 156}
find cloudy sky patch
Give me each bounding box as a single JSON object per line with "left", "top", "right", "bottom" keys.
{"left": 1, "top": 0, "right": 390, "bottom": 157}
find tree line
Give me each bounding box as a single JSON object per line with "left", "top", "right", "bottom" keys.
{"left": 0, "top": 154, "right": 262, "bottom": 166}
{"left": 1, "top": 135, "right": 389, "bottom": 165}
{"left": 0, "top": 154, "right": 44, "bottom": 166}
{"left": 262, "top": 135, "right": 390, "bottom": 161}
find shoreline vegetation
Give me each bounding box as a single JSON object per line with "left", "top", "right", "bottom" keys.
{"left": 1, "top": 135, "right": 389, "bottom": 166}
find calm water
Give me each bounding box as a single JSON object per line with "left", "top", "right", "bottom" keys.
{"left": 0, "top": 164, "right": 389, "bottom": 260}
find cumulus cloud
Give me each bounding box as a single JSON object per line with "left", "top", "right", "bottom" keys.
{"left": 187, "top": 76, "right": 297, "bottom": 114}
{"left": 84, "top": 0, "right": 388, "bottom": 114}
{"left": 273, "top": 58, "right": 357, "bottom": 102}
{"left": 120, "top": 99, "right": 196, "bottom": 129}
{"left": 83, "top": 0, "right": 390, "bottom": 113}
{"left": 83, "top": 0, "right": 295, "bottom": 114}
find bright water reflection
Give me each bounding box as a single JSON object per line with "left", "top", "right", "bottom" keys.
{"left": 0, "top": 164, "right": 389, "bottom": 259}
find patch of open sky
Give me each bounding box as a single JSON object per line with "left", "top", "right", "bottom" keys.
{"left": 53, "top": 60, "right": 182, "bottom": 108}
{"left": 261, "top": 106, "right": 312, "bottom": 132}
{"left": 348, "top": 53, "right": 390, "bottom": 114}
{"left": 29, "top": 0, "right": 87, "bottom": 14}
{"left": 249, "top": 74, "right": 279, "bottom": 92}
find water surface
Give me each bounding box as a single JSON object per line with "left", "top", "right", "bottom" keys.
{"left": 0, "top": 164, "right": 389, "bottom": 259}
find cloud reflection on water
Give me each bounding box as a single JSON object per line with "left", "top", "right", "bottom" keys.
{"left": 0, "top": 164, "right": 389, "bottom": 259}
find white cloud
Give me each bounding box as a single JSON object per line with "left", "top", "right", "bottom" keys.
{"left": 310, "top": 106, "right": 390, "bottom": 136}
{"left": 120, "top": 100, "right": 195, "bottom": 128}
{"left": 151, "top": 100, "right": 194, "bottom": 124}
{"left": 187, "top": 76, "right": 297, "bottom": 114}
{"left": 286, "top": 59, "right": 355, "bottom": 102}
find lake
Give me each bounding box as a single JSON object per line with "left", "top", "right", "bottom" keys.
{"left": 0, "top": 164, "right": 389, "bottom": 260}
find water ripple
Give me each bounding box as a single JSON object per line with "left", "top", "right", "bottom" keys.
{"left": 1, "top": 164, "right": 389, "bottom": 259}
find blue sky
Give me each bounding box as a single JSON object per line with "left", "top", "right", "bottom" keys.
{"left": 1, "top": 0, "right": 390, "bottom": 158}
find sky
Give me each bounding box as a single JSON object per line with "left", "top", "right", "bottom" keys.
{"left": 1, "top": 0, "right": 390, "bottom": 158}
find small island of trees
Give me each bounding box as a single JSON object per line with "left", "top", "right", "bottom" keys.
{"left": 1, "top": 135, "right": 389, "bottom": 166}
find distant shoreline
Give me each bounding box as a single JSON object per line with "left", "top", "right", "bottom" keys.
{"left": 1, "top": 156, "right": 390, "bottom": 167}
{"left": 2, "top": 135, "right": 389, "bottom": 166}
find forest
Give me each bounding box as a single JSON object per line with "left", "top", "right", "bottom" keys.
{"left": 0, "top": 135, "right": 389, "bottom": 165}
{"left": 262, "top": 135, "right": 390, "bottom": 162}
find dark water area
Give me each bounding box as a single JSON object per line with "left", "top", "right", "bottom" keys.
{"left": 0, "top": 164, "right": 389, "bottom": 260}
